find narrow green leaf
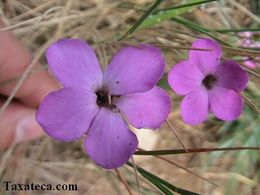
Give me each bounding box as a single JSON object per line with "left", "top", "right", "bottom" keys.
{"left": 141, "top": 0, "right": 218, "bottom": 28}
{"left": 171, "top": 17, "right": 231, "bottom": 46}
{"left": 213, "top": 28, "right": 260, "bottom": 33}
{"left": 118, "top": 0, "right": 163, "bottom": 40}
{"left": 155, "top": 0, "right": 218, "bottom": 12}
{"left": 128, "top": 162, "right": 201, "bottom": 195}
{"left": 158, "top": 73, "right": 171, "bottom": 90}
{"left": 135, "top": 147, "right": 260, "bottom": 155}
{"left": 142, "top": 175, "right": 174, "bottom": 195}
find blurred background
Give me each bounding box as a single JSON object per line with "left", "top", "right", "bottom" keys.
{"left": 0, "top": 0, "right": 259, "bottom": 194}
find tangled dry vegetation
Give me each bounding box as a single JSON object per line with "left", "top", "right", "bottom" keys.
{"left": 0, "top": 0, "right": 259, "bottom": 194}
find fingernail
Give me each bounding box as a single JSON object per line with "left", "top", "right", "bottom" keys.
{"left": 15, "top": 114, "right": 43, "bottom": 143}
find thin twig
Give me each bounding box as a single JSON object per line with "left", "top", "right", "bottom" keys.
{"left": 241, "top": 93, "right": 260, "bottom": 114}
{"left": 115, "top": 169, "right": 134, "bottom": 195}
{"left": 124, "top": 166, "right": 164, "bottom": 195}
{"left": 110, "top": 41, "right": 213, "bottom": 51}
{"left": 0, "top": 142, "right": 16, "bottom": 177}
{"left": 54, "top": 0, "right": 72, "bottom": 38}
{"left": 137, "top": 147, "right": 218, "bottom": 186}
{"left": 229, "top": 0, "right": 260, "bottom": 24}
{"left": 11, "top": 0, "right": 56, "bottom": 22}
{"left": 241, "top": 65, "right": 260, "bottom": 79}
{"left": 156, "top": 155, "right": 219, "bottom": 187}
{"left": 166, "top": 119, "right": 188, "bottom": 152}
{"left": 135, "top": 147, "right": 260, "bottom": 155}
{"left": 131, "top": 157, "right": 141, "bottom": 195}
{"left": 223, "top": 46, "right": 260, "bottom": 57}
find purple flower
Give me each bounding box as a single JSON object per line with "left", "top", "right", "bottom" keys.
{"left": 36, "top": 39, "right": 171, "bottom": 169}
{"left": 237, "top": 32, "right": 260, "bottom": 68}
{"left": 168, "top": 38, "right": 248, "bottom": 125}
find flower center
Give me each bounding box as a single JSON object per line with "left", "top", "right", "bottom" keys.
{"left": 95, "top": 89, "right": 119, "bottom": 110}
{"left": 96, "top": 89, "right": 110, "bottom": 107}
{"left": 202, "top": 74, "right": 217, "bottom": 90}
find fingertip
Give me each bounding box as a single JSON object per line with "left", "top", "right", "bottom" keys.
{"left": 14, "top": 114, "right": 43, "bottom": 144}
{"left": 17, "top": 70, "right": 60, "bottom": 107}
{"left": 0, "top": 18, "right": 60, "bottom": 108}
{"left": 0, "top": 100, "right": 43, "bottom": 150}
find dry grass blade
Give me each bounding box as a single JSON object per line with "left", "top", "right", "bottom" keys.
{"left": 241, "top": 65, "right": 260, "bottom": 79}
{"left": 54, "top": 0, "right": 73, "bottom": 38}
{"left": 114, "top": 41, "right": 214, "bottom": 51}
{"left": 155, "top": 45, "right": 213, "bottom": 51}
{"left": 118, "top": 0, "right": 163, "bottom": 40}
{"left": 229, "top": 0, "right": 260, "bottom": 24}
{"left": 241, "top": 93, "right": 260, "bottom": 114}
{"left": 166, "top": 119, "right": 188, "bottom": 152}
{"left": 137, "top": 147, "right": 218, "bottom": 187}
{"left": 11, "top": 0, "right": 56, "bottom": 22}
{"left": 115, "top": 169, "right": 134, "bottom": 195}
{"left": 0, "top": 142, "right": 16, "bottom": 177}
{"left": 223, "top": 46, "right": 260, "bottom": 57}
{"left": 113, "top": 41, "right": 214, "bottom": 51}
{"left": 131, "top": 157, "right": 141, "bottom": 195}
{"left": 136, "top": 147, "right": 260, "bottom": 155}
{"left": 155, "top": 156, "right": 219, "bottom": 187}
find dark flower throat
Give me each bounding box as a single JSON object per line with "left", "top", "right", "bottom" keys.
{"left": 96, "top": 89, "right": 118, "bottom": 109}
{"left": 96, "top": 89, "right": 109, "bottom": 107}
{"left": 202, "top": 74, "right": 217, "bottom": 90}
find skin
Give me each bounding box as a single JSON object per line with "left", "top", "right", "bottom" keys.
{"left": 0, "top": 19, "right": 59, "bottom": 150}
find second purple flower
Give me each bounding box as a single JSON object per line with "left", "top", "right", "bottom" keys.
{"left": 168, "top": 38, "right": 248, "bottom": 125}
{"left": 36, "top": 39, "right": 171, "bottom": 169}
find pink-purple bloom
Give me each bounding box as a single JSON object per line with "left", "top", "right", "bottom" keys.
{"left": 168, "top": 38, "right": 248, "bottom": 125}
{"left": 36, "top": 39, "right": 171, "bottom": 169}
{"left": 238, "top": 32, "right": 260, "bottom": 68}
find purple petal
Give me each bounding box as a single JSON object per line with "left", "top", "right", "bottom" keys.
{"left": 168, "top": 60, "right": 204, "bottom": 95}
{"left": 215, "top": 60, "right": 248, "bottom": 92}
{"left": 181, "top": 88, "right": 209, "bottom": 125}
{"left": 189, "top": 38, "right": 222, "bottom": 74}
{"left": 84, "top": 108, "right": 138, "bottom": 169}
{"left": 244, "top": 60, "right": 258, "bottom": 68}
{"left": 36, "top": 88, "right": 99, "bottom": 141}
{"left": 103, "top": 45, "right": 165, "bottom": 95}
{"left": 114, "top": 86, "right": 171, "bottom": 129}
{"left": 209, "top": 87, "right": 243, "bottom": 121}
{"left": 46, "top": 39, "right": 102, "bottom": 91}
